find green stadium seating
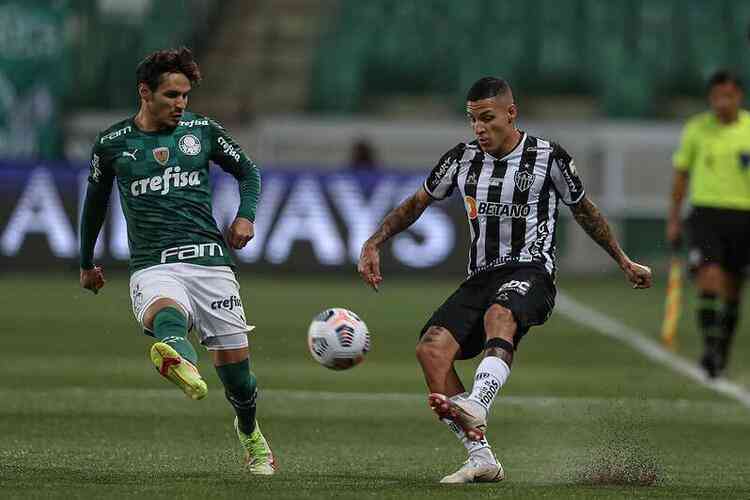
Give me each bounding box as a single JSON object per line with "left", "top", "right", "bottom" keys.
{"left": 310, "top": 0, "right": 750, "bottom": 117}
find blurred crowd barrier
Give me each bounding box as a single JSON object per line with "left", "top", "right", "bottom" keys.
{"left": 0, "top": 155, "right": 667, "bottom": 275}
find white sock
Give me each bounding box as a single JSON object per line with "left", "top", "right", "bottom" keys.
{"left": 441, "top": 417, "right": 491, "bottom": 457}
{"left": 467, "top": 356, "right": 510, "bottom": 412}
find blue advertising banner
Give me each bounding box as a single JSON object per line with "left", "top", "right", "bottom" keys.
{"left": 0, "top": 162, "right": 470, "bottom": 275}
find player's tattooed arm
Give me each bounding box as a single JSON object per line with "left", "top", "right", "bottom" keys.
{"left": 366, "top": 188, "right": 433, "bottom": 247}
{"left": 570, "top": 196, "right": 653, "bottom": 289}
{"left": 358, "top": 188, "right": 433, "bottom": 290}
{"left": 570, "top": 196, "right": 627, "bottom": 266}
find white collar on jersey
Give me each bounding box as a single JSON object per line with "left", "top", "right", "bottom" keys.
{"left": 476, "top": 131, "right": 527, "bottom": 162}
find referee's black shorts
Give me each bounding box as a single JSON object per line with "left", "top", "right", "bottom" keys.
{"left": 420, "top": 265, "right": 556, "bottom": 360}
{"left": 688, "top": 207, "right": 750, "bottom": 275}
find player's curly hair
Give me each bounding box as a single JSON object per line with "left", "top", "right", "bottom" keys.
{"left": 136, "top": 47, "right": 202, "bottom": 91}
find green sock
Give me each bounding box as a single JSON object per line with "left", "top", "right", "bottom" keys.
{"left": 216, "top": 359, "right": 257, "bottom": 435}
{"left": 152, "top": 307, "right": 198, "bottom": 366}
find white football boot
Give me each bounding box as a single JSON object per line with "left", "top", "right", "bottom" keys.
{"left": 428, "top": 393, "right": 487, "bottom": 441}
{"left": 440, "top": 452, "right": 505, "bottom": 484}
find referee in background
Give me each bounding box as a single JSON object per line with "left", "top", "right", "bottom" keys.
{"left": 667, "top": 69, "right": 750, "bottom": 378}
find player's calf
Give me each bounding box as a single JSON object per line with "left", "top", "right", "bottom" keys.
{"left": 216, "top": 358, "right": 259, "bottom": 436}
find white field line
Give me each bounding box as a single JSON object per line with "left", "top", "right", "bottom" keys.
{"left": 556, "top": 291, "right": 750, "bottom": 409}
{"left": 0, "top": 387, "right": 742, "bottom": 413}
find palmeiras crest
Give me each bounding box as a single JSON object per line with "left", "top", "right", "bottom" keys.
{"left": 178, "top": 134, "right": 201, "bottom": 155}
{"left": 153, "top": 147, "right": 170, "bottom": 165}
{"left": 514, "top": 170, "right": 535, "bottom": 192}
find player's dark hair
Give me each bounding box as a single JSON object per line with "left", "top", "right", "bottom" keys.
{"left": 466, "top": 77, "right": 511, "bottom": 101}
{"left": 707, "top": 69, "right": 743, "bottom": 92}
{"left": 136, "top": 47, "right": 202, "bottom": 92}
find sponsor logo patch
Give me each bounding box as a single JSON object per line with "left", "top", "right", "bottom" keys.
{"left": 100, "top": 125, "right": 132, "bottom": 143}
{"left": 557, "top": 158, "right": 581, "bottom": 192}
{"left": 497, "top": 280, "right": 531, "bottom": 296}
{"left": 160, "top": 242, "right": 224, "bottom": 263}
{"left": 464, "top": 196, "right": 530, "bottom": 219}
{"left": 217, "top": 136, "right": 241, "bottom": 162}
{"left": 179, "top": 134, "right": 201, "bottom": 156}
{"left": 153, "top": 147, "right": 170, "bottom": 166}
{"left": 178, "top": 119, "right": 209, "bottom": 128}
{"left": 122, "top": 149, "right": 138, "bottom": 161}
{"left": 211, "top": 295, "right": 242, "bottom": 311}
{"left": 90, "top": 154, "right": 102, "bottom": 182}
{"left": 130, "top": 166, "right": 200, "bottom": 196}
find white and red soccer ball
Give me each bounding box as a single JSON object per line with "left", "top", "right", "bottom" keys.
{"left": 307, "top": 308, "right": 370, "bottom": 370}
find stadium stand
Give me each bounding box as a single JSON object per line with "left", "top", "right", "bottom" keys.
{"left": 309, "top": 0, "right": 750, "bottom": 118}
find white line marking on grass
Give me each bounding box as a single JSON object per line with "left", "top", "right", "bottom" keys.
{"left": 557, "top": 291, "right": 750, "bottom": 409}
{"left": 1, "top": 387, "right": 742, "bottom": 414}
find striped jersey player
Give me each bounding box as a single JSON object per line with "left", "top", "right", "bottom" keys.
{"left": 358, "top": 77, "right": 652, "bottom": 484}
{"left": 78, "top": 48, "right": 275, "bottom": 475}
{"left": 424, "top": 134, "right": 583, "bottom": 278}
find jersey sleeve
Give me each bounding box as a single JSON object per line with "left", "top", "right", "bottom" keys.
{"left": 209, "top": 119, "right": 261, "bottom": 222}
{"left": 423, "top": 143, "right": 464, "bottom": 200}
{"left": 549, "top": 142, "right": 585, "bottom": 205}
{"left": 80, "top": 135, "right": 116, "bottom": 269}
{"left": 672, "top": 120, "right": 697, "bottom": 172}
{"left": 88, "top": 136, "right": 116, "bottom": 187}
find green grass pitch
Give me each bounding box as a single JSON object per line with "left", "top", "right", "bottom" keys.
{"left": 1, "top": 272, "right": 749, "bottom": 499}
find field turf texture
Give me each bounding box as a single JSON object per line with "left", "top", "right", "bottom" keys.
{"left": 1, "top": 272, "right": 749, "bottom": 499}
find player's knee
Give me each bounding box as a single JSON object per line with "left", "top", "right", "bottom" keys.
{"left": 143, "top": 298, "right": 184, "bottom": 331}
{"left": 416, "top": 327, "right": 453, "bottom": 365}
{"left": 697, "top": 264, "right": 724, "bottom": 290}
{"left": 484, "top": 304, "right": 516, "bottom": 334}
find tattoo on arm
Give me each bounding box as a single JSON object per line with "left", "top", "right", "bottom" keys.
{"left": 570, "top": 197, "right": 625, "bottom": 266}
{"left": 368, "top": 191, "right": 431, "bottom": 246}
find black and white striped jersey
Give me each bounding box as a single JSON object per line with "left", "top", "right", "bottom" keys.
{"left": 423, "top": 132, "right": 584, "bottom": 277}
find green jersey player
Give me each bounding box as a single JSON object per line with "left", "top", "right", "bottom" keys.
{"left": 79, "top": 48, "right": 275, "bottom": 474}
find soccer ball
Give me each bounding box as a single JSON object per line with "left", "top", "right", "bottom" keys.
{"left": 307, "top": 308, "right": 370, "bottom": 370}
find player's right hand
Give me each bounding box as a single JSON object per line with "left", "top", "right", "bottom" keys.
{"left": 80, "top": 266, "right": 106, "bottom": 294}
{"left": 357, "top": 241, "right": 382, "bottom": 292}
{"left": 666, "top": 218, "right": 682, "bottom": 250}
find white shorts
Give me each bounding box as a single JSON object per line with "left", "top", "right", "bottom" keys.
{"left": 129, "top": 263, "right": 251, "bottom": 351}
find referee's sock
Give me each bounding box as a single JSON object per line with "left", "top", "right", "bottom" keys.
{"left": 719, "top": 299, "right": 739, "bottom": 367}
{"left": 698, "top": 292, "right": 721, "bottom": 347}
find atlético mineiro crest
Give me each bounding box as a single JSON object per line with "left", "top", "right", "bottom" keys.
{"left": 153, "top": 147, "right": 170, "bottom": 166}
{"left": 514, "top": 170, "right": 535, "bottom": 192}
{"left": 179, "top": 134, "right": 201, "bottom": 155}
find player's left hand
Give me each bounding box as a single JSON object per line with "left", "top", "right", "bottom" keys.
{"left": 622, "top": 259, "right": 652, "bottom": 289}
{"left": 227, "top": 217, "right": 254, "bottom": 249}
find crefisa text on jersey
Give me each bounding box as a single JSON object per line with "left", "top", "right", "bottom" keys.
{"left": 130, "top": 166, "right": 201, "bottom": 196}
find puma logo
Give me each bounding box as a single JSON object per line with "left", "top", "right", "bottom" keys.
{"left": 122, "top": 149, "right": 139, "bottom": 160}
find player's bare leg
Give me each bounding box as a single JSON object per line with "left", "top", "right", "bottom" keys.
{"left": 213, "top": 347, "right": 276, "bottom": 474}
{"left": 144, "top": 298, "right": 207, "bottom": 400}
{"left": 417, "top": 326, "right": 503, "bottom": 483}
{"left": 416, "top": 327, "right": 464, "bottom": 396}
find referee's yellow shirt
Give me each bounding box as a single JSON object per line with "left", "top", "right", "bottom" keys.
{"left": 673, "top": 110, "right": 750, "bottom": 210}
